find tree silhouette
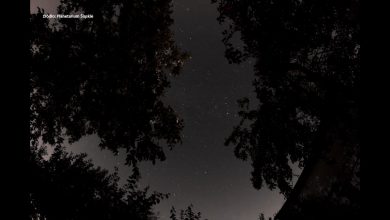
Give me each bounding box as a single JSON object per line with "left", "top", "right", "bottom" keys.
{"left": 213, "top": 0, "right": 359, "bottom": 198}
{"left": 28, "top": 146, "right": 168, "bottom": 220}
{"left": 259, "top": 213, "right": 265, "bottom": 220}
{"left": 169, "top": 205, "right": 208, "bottom": 220}
{"left": 30, "top": 0, "right": 188, "bottom": 218}
{"left": 258, "top": 212, "right": 273, "bottom": 220}
{"left": 170, "top": 206, "right": 178, "bottom": 220}
{"left": 30, "top": 0, "right": 189, "bottom": 178}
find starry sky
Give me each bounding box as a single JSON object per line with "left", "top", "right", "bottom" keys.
{"left": 30, "top": 1, "right": 287, "bottom": 219}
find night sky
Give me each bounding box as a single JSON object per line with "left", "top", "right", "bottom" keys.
{"left": 31, "top": 1, "right": 288, "bottom": 219}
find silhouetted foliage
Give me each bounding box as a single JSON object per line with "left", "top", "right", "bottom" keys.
{"left": 259, "top": 213, "right": 265, "bottom": 220}
{"left": 258, "top": 212, "right": 273, "bottom": 220}
{"left": 169, "top": 205, "right": 208, "bottom": 220}
{"left": 170, "top": 206, "right": 178, "bottom": 220}
{"left": 30, "top": 0, "right": 187, "bottom": 218}
{"left": 258, "top": 213, "right": 273, "bottom": 220}
{"left": 28, "top": 146, "right": 168, "bottom": 220}
{"left": 213, "top": 0, "right": 359, "bottom": 197}
{"left": 30, "top": 0, "right": 189, "bottom": 177}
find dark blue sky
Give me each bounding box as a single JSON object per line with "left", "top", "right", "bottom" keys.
{"left": 30, "top": 1, "right": 293, "bottom": 219}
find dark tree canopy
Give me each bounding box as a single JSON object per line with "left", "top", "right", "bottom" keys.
{"left": 29, "top": 146, "right": 168, "bottom": 220}
{"left": 213, "top": 0, "right": 359, "bottom": 196}
{"left": 30, "top": 0, "right": 189, "bottom": 177}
